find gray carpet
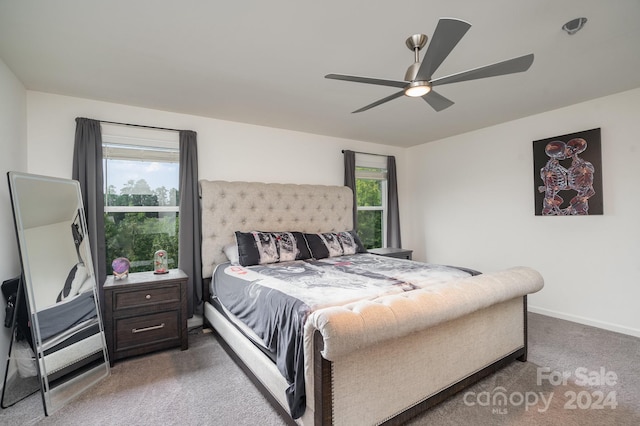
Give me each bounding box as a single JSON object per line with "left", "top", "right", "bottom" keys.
{"left": 1, "top": 313, "right": 639, "bottom": 425}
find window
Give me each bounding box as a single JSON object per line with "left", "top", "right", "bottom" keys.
{"left": 102, "top": 124, "right": 180, "bottom": 274}
{"left": 355, "top": 154, "right": 387, "bottom": 249}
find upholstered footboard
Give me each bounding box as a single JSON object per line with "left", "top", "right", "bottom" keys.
{"left": 303, "top": 266, "right": 542, "bottom": 425}
{"left": 312, "top": 297, "right": 526, "bottom": 425}
{"left": 204, "top": 266, "right": 543, "bottom": 425}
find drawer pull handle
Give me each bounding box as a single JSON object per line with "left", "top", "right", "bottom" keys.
{"left": 145, "top": 294, "right": 151, "bottom": 300}
{"left": 132, "top": 323, "right": 165, "bottom": 334}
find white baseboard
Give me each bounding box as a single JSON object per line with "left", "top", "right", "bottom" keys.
{"left": 528, "top": 305, "right": 640, "bottom": 338}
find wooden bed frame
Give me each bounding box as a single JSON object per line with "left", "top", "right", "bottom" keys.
{"left": 199, "top": 180, "right": 544, "bottom": 425}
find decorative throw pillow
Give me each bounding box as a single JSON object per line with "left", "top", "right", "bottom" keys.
{"left": 336, "top": 230, "right": 366, "bottom": 255}
{"left": 56, "top": 263, "right": 89, "bottom": 302}
{"left": 234, "top": 231, "right": 312, "bottom": 266}
{"left": 304, "top": 231, "right": 366, "bottom": 259}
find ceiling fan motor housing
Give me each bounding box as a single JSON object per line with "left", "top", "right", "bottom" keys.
{"left": 405, "top": 62, "right": 421, "bottom": 81}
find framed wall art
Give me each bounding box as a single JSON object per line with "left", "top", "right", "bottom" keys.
{"left": 533, "top": 127, "right": 603, "bottom": 216}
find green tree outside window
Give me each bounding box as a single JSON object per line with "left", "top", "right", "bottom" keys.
{"left": 104, "top": 179, "right": 179, "bottom": 274}
{"left": 355, "top": 170, "right": 385, "bottom": 249}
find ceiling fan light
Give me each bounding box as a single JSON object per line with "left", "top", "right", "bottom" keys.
{"left": 405, "top": 81, "right": 431, "bottom": 97}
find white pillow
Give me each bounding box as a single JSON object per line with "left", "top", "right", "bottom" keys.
{"left": 223, "top": 242, "right": 240, "bottom": 264}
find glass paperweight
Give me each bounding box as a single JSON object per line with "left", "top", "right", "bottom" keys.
{"left": 154, "top": 250, "right": 169, "bottom": 274}
{"left": 112, "top": 257, "right": 130, "bottom": 280}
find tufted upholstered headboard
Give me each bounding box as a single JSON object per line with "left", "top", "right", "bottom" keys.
{"left": 199, "top": 180, "right": 353, "bottom": 278}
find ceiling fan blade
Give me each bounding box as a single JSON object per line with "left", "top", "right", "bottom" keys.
{"left": 415, "top": 18, "right": 471, "bottom": 81}
{"left": 325, "top": 73, "right": 407, "bottom": 89}
{"left": 422, "top": 90, "right": 455, "bottom": 112}
{"left": 430, "top": 53, "right": 534, "bottom": 87}
{"left": 352, "top": 90, "right": 405, "bottom": 113}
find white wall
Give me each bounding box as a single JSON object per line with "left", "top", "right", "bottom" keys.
{"left": 26, "top": 91, "right": 409, "bottom": 246}
{"left": 0, "top": 58, "right": 27, "bottom": 389}
{"left": 26, "top": 91, "right": 406, "bottom": 185}
{"left": 24, "top": 223, "right": 79, "bottom": 310}
{"left": 405, "top": 88, "right": 640, "bottom": 337}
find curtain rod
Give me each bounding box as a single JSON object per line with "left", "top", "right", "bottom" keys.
{"left": 99, "top": 119, "right": 182, "bottom": 133}
{"left": 341, "top": 150, "right": 389, "bottom": 158}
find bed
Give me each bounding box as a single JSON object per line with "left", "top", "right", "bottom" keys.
{"left": 199, "top": 180, "right": 544, "bottom": 425}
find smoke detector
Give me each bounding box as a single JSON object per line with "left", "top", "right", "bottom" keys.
{"left": 562, "top": 17, "right": 588, "bottom": 35}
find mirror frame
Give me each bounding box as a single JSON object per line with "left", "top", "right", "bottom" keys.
{"left": 3, "top": 171, "right": 110, "bottom": 415}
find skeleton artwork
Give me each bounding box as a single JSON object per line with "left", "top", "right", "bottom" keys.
{"left": 537, "top": 137, "right": 597, "bottom": 216}
{"left": 538, "top": 141, "right": 569, "bottom": 215}
{"left": 565, "top": 138, "right": 595, "bottom": 215}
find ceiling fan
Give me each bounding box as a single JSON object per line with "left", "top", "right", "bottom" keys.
{"left": 325, "top": 18, "right": 534, "bottom": 113}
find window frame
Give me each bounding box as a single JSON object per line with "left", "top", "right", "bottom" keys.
{"left": 102, "top": 126, "right": 180, "bottom": 212}
{"left": 101, "top": 124, "right": 180, "bottom": 272}
{"left": 355, "top": 153, "right": 388, "bottom": 249}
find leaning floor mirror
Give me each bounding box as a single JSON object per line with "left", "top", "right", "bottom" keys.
{"left": 2, "top": 172, "right": 110, "bottom": 415}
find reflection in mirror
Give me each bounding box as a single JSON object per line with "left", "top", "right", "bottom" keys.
{"left": 3, "top": 172, "right": 110, "bottom": 416}
{"left": 1, "top": 275, "right": 40, "bottom": 409}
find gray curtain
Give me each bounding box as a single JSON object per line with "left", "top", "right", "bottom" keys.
{"left": 178, "top": 130, "right": 202, "bottom": 317}
{"left": 343, "top": 150, "right": 357, "bottom": 229}
{"left": 72, "top": 117, "right": 107, "bottom": 310}
{"left": 386, "top": 155, "right": 402, "bottom": 248}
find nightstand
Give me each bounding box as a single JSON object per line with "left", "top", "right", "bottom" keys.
{"left": 368, "top": 247, "right": 413, "bottom": 260}
{"left": 103, "top": 269, "right": 188, "bottom": 366}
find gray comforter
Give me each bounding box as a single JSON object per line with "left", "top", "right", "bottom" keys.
{"left": 212, "top": 253, "right": 476, "bottom": 418}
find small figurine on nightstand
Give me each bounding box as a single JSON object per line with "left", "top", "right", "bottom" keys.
{"left": 154, "top": 250, "right": 169, "bottom": 274}
{"left": 112, "top": 257, "right": 130, "bottom": 280}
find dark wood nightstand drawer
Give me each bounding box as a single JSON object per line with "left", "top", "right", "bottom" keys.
{"left": 114, "top": 285, "right": 180, "bottom": 311}
{"left": 103, "top": 269, "right": 188, "bottom": 365}
{"left": 115, "top": 310, "right": 180, "bottom": 351}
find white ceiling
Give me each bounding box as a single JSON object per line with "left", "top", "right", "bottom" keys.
{"left": 1, "top": 1, "right": 639, "bottom": 148}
